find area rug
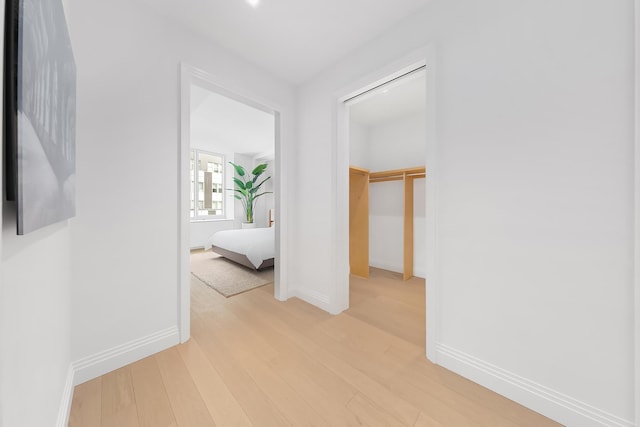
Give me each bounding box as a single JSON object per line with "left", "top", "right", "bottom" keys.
{"left": 190, "top": 250, "right": 274, "bottom": 297}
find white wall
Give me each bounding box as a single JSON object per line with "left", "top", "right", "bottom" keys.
{"left": 67, "top": 0, "right": 294, "bottom": 378}
{"left": 293, "top": 0, "right": 634, "bottom": 425}
{"left": 1, "top": 213, "right": 72, "bottom": 427}
{"left": 253, "top": 157, "right": 275, "bottom": 229}
{"left": 231, "top": 153, "right": 253, "bottom": 223}
{"left": 369, "top": 181, "right": 426, "bottom": 278}
{"left": 0, "top": 1, "right": 74, "bottom": 425}
{"left": 190, "top": 219, "right": 235, "bottom": 249}
{"left": 349, "top": 122, "right": 368, "bottom": 168}
{"left": 363, "top": 111, "right": 427, "bottom": 171}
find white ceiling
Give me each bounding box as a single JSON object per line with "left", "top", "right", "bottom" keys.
{"left": 191, "top": 84, "right": 275, "bottom": 157}
{"left": 349, "top": 72, "right": 426, "bottom": 127}
{"left": 136, "top": 0, "right": 430, "bottom": 84}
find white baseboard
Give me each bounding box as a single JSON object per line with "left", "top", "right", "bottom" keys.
{"left": 289, "top": 287, "right": 341, "bottom": 314}
{"left": 72, "top": 326, "right": 180, "bottom": 385}
{"left": 413, "top": 268, "right": 426, "bottom": 279}
{"left": 55, "top": 365, "right": 75, "bottom": 427}
{"left": 369, "top": 261, "right": 426, "bottom": 279}
{"left": 436, "top": 343, "right": 634, "bottom": 427}
{"left": 369, "top": 261, "right": 402, "bottom": 274}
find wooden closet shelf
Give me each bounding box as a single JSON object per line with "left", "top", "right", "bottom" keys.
{"left": 349, "top": 166, "right": 370, "bottom": 175}
{"left": 369, "top": 167, "right": 426, "bottom": 183}
{"left": 349, "top": 165, "right": 425, "bottom": 281}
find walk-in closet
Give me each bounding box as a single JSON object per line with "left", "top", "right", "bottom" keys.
{"left": 347, "top": 70, "right": 427, "bottom": 282}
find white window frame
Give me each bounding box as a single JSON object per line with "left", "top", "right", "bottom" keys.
{"left": 190, "top": 149, "right": 226, "bottom": 220}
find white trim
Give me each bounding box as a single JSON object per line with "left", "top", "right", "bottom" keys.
{"left": 436, "top": 344, "right": 634, "bottom": 427}
{"left": 288, "top": 288, "right": 336, "bottom": 314}
{"left": 178, "top": 63, "right": 290, "bottom": 343}
{"left": 333, "top": 46, "right": 439, "bottom": 361}
{"left": 55, "top": 365, "right": 75, "bottom": 427}
{"left": 72, "top": 326, "right": 179, "bottom": 385}
{"left": 422, "top": 44, "right": 439, "bottom": 363}
{"left": 179, "top": 65, "right": 191, "bottom": 343}
{"left": 368, "top": 262, "right": 403, "bottom": 275}
{"left": 59, "top": 328, "right": 180, "bottom": 421}
{"left": 635, "top": 0, "right": 640, "bottom": 423}
{"left": 273, "top": 108, "right": 288, "bottom": 302}
{"left": 333, "top": 99, "right": 350, "bottom": 313}
{"left": 367, "top": 261, "right": 426, "bottom": 279}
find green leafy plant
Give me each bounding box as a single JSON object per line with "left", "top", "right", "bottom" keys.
{"left": 229, "top": 162, "right": 272, "bottom": 223}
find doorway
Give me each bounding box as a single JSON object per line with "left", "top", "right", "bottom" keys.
{"left": 178, "top": 64, "right": 284, "bottom": 342}
{"left": 345, "top": 68, "right": 428, "bottom": 347}
{"left": 347, "top": 69, "right": 427, "bottom": 280}
{"left": 189, "top": 84, "right": 275, "bottom": 289}
{"left": 334, "top": 49, "right": 438, "bottom": 359}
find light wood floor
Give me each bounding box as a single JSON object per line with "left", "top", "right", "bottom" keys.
{"left": 69, "top": 268, "right": 560, "bottom": 426}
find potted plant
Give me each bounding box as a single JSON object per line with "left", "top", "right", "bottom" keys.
{"left": 229, "top": 162, "right": 272, "bottom": 228}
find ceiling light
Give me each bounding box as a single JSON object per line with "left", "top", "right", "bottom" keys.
{"left": 382, "top": 89, "right": 389, "bottom": 94}
{"left": 246, "top": 0, "right": 260, "bottom": 7}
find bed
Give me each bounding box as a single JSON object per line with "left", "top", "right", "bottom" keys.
{"left": 206, "top": 227, "right": 275, "bottom": 270}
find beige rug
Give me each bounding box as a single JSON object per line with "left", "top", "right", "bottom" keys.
{"left": 190, "top": 250, "right": 273, "bottom": 297}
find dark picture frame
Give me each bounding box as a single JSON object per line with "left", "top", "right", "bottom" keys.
{"left": 3, "top": 0, "right": 77, "bottom": 235}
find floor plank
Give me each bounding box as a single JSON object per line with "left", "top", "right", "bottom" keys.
{"left": 346, "top": 392, "right": 408, "bottom": 427}
{"left": 176, "top": 339, "right": 253, "bottom": 426}
{"left": 69, "top": 378, "right": 102, "bottom": 427}
{"left": 192, "top": 311, "right": 291, "bottom": 426}
{"left": 101, "top": 367, "right": 139, "bottom": 427}
{"left": 129, "top": 357, "right": 177, "bottom": 427}
{"left": 413, "top": 411, "right": 446, "bottom": 427}
{"left": 346, "top": 293, "right": 425, "bottom": 347}
{"left": 155, "top": 347, "right": 216, "bottom": 427}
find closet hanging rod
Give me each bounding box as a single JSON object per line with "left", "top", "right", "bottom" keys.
{"left": 369, "top": 175, "right": 426, "bottom": 183}
{"left": 343, "top": 65, "right": 426, "bottom": 105}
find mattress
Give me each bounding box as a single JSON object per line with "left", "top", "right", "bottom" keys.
{"left": 207, "top": 227, "right": 275, "bottom": 269}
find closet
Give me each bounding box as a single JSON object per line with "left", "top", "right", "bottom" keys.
{"left": 349, "top": 166, "right": 425, "bottom": 280}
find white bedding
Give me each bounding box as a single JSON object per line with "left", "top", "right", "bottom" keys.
{"left": 207, "top": 227, "right": 275, "bottom": 269}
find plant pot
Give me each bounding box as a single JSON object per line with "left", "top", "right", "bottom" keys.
{"left": 241, "top": 222, "right": 256, "bottom": 229}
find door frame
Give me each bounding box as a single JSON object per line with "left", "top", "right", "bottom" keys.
{"left": 634, "top": 0, "right": 640, "bottom": 421}
{"left": 178, "top": 63, "right": 288, "bottom": 342}
{"left": 333, "top": 45, "right": 439, "bottom": 361}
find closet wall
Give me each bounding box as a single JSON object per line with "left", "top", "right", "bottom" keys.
{"left": 350, "top": 110, "right": 426, "bottom": 277}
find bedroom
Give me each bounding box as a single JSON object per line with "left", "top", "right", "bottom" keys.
{"left": 187, "top": 80, "right": 277, "bottom": 298}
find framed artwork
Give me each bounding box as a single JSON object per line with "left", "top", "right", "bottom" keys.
{"left": 4, "top": 0, "right": 76, "bottom": 234}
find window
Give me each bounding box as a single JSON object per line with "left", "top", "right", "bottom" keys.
{"left": 190, "top": 149, "right": 225, "bottom": 219}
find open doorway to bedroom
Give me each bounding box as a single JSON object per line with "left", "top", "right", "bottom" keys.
{"left": 179, "top": 65, "right": 281, "bottom": 340}
{"left": 188, "top": 83, "right": 276, "bottom": 301}
{"left": 345, "top": 67, "right": 427, "bottom": 348}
